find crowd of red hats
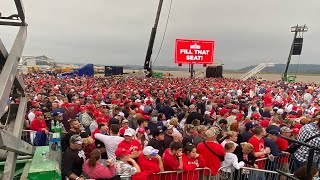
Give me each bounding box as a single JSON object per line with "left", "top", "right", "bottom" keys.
{"left": 18, "top": 73, "right": 320, "bottom": 180}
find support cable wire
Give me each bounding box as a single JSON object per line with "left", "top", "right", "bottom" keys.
{"left": 152, "top": 0, "right": 174, "bottom": 66}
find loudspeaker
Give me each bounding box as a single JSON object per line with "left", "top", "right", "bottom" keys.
{"left": 292, "top": 38, "right": 303, "bottom": 55}
{"left": 216, "top": 66, "right": 223, "bottom": 78}
{"left": 206, "top": 66, "right": 223, "bottom": 78}
{"left": 206, "top": 66, "right": 217, "bottom": 78}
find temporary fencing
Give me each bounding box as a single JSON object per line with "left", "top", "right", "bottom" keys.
{"left": 119, "top": 168, "right": 212, "bottom": 180}
{"left": 21, "top": 129, "right": 37, "bottom": 145}
{"left": 218, "top": 154, "right": 295, "bottom": 180}
{"left": 119, "top": 155, "right": 296, "bottom": 180}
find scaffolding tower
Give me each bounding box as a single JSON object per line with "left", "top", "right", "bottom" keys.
{"left": 0, "top": 1, "right": 35, "bottom": 180}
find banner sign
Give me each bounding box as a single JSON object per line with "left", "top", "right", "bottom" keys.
{"left": 175, "top": 39, "right": 214, "bottom": 64}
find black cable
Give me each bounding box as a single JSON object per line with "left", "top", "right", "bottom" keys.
{"left": 152, "top": 0, "right": 174, "bottom": 66}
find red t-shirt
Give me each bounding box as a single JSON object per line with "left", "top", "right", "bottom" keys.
{"left": 248, "top": 136, "right": 265, "bottom": 169}
{"left": 30, "top": 119, "right": 48, "bottom": 132}
{"left": 136, "top": 154, "right": 161, "bottom": 180}
{"left": 181, "top": 153, "right": 205, "bottom": 180}
{"left": 263, "top": 95, "right": 272, "bottom": 106}
{"left": 91, "top": 128, "right": 100, "bottom": 140}
{"left": 118, "top": 139, "right": 142, "bottom": 154}
{"left": 197, "top": 141, "right": 224, "bottom": 175}
{"left": 162, "top": 148, "right": 180, "bottom": 171}
{"left": 162, "top": 149, "right": 180, "bottom": 179}
{"left": 276, "top": 137, "right": 289, "bottom": 163}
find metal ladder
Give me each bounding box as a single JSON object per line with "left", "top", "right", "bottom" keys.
{"left": 240, "top": 63, "right": 274, "bottom": 80}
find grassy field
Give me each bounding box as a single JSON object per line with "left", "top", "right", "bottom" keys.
{"left": 123, "top": 69, "right": 320, "bottom": 83}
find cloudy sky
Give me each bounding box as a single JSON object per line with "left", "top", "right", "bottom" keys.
{"left": 1, "top": 0, "right": 319, "bottom": 69}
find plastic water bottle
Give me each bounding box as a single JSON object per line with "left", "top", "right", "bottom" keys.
{"left": 51, "top": 120, "right": 55, "bottom": 132}
{"left": 60, "top": 122, "right": 66, "bottom": 133}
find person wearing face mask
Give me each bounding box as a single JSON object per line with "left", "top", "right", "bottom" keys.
{"left": 95, "top": 124, "right": 124, "bottom": 162}
{"left": 148, "top": 114, "right": 164, "bottom": 133}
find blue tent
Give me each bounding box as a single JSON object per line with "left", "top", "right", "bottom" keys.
{"left": 77, "top": 64, "right": 94, "bottom": 76}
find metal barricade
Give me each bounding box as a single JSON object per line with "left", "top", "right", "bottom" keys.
{"left": 21, "top": 130, "right": 36, "bottom": 145}
{"left": 216, "top": 155, "right": 296, "bottom": 180}
{"left": 119, "top": 167, "right": 212, "bottom": 180}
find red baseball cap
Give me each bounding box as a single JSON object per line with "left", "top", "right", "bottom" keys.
{"left": 291, "top": 128, "right": 300, "bottom": 134}
{"left": 143, "top": 115, "right": 151, "bottom": 120}
{"left": 252, "top": 113, "right": 260, "bottom": 119}
{"left": 115, "top": 148, "right": 131, "bottom": 157}
{"left": 65, "top": 103, "right": 73, "bottom": 108}
{"left": 35, "top": 111, "right": 43, "bottom": 116}
{"left": 137, "top": 127, "right": 145, "bottom": 133}
{"left": 79, "top": 107, "right": 87, "bottom": 112}
{"left": 260, "top": 120, "right": 270, "bottom": 128}
{"left": 146, "top": 100, "right": 152, "bottom": 105}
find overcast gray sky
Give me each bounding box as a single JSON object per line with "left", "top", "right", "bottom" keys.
{"left": 1, "top": 0, "right": 319, "bottom": 69}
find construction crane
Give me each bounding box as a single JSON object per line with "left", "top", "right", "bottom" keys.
{"left": 143, "top": 0, "right": 164, "bottom": 77}
{"left": 282, "top": 24, "right": 308, "bottom": 82}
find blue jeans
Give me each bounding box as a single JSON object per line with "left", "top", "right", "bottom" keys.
{"left": 35, "top": 131, "right": 47, "bottom": 146}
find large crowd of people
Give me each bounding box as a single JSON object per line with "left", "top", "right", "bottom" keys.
{"left": 16, "top": 73, "right": 320, "bottom": 180}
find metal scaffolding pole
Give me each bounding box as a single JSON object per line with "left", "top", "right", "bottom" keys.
{"left": 0, "top": 1, "right": 32, "bottom": 179}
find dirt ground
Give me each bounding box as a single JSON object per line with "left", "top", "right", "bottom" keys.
{"left": 124, "top": 69, "right": 320, "bottom": 83}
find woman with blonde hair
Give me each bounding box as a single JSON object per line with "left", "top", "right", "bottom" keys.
{"left": 221, "top": 131, "right": 238, "bottom": 147}
{"left": 169, "top": 118, "right": 182, "bottom": 134}
{"left": 234, "top": 142, "right": 257, "bottom": 168}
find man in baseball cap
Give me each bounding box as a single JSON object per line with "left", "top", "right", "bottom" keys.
{"left": 148, "top": 129, "right": 165, "bottom": 156}
{"left": 241, "top": 121, "right": 259, "bottom": 142}
{"left": 118, "top": 129, "right": 142, "bottom": 159}
{"left": 30, "top": 111, "right": 49, "bottom": 146}
{"left": 265, "top": 129, "right": 288, "bottom": 158}
{"left": 62, "top": 134, "right": 86, "bottom": 180}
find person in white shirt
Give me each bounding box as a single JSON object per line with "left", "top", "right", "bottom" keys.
{"left": 28, "top": 106, "right": 37, "bottom": 122}
{"left": 221, "top": 142, "right": 244, "bottom": 173}
{"left": 95, "top": 124, "right": 124, "bottom": 162}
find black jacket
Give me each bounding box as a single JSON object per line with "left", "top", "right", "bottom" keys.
{"left": 234, "top": 145, "right": 256, "bottom": 166}
{"left": 186, "top": 111, "right": 203, "bottom": 124}
{"left": 148, "top": 138, "right": 164, "bottom": 157}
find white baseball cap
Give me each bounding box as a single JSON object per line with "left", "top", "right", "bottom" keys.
{"left": 143, "top": 146, "right": 159, "bottom": 156}
{"left": 124, "top": 129, "right": 135, "bottom": 136}
{"left": 277, "top": 109, "right": 284, "bottom": 115}
{"left": 118, "top": 112, "right": 125, "bottom": 117}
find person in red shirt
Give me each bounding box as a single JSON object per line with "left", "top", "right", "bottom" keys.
{"left": 30, "top": 111, "right": 49, "bottom": 146}
{"left": 162, "top": 142, "right": 183, "bottom": 179}
{"left": 136, "top": 146, "right": 164, "bottom": 180}
{"left": 182, "top": 143, "right": 206, "bottom": 180}
{"left": 197, "top": 128, "right": 225, "bottom": 176}
{"left": 118, "top": 129, "right": 142, "bottom": 159}
{"left": 248, "top": 126, "right": 270, "bottom": 180}
{"left": 276, "top": 127, "right": 292, "bottom": 180}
